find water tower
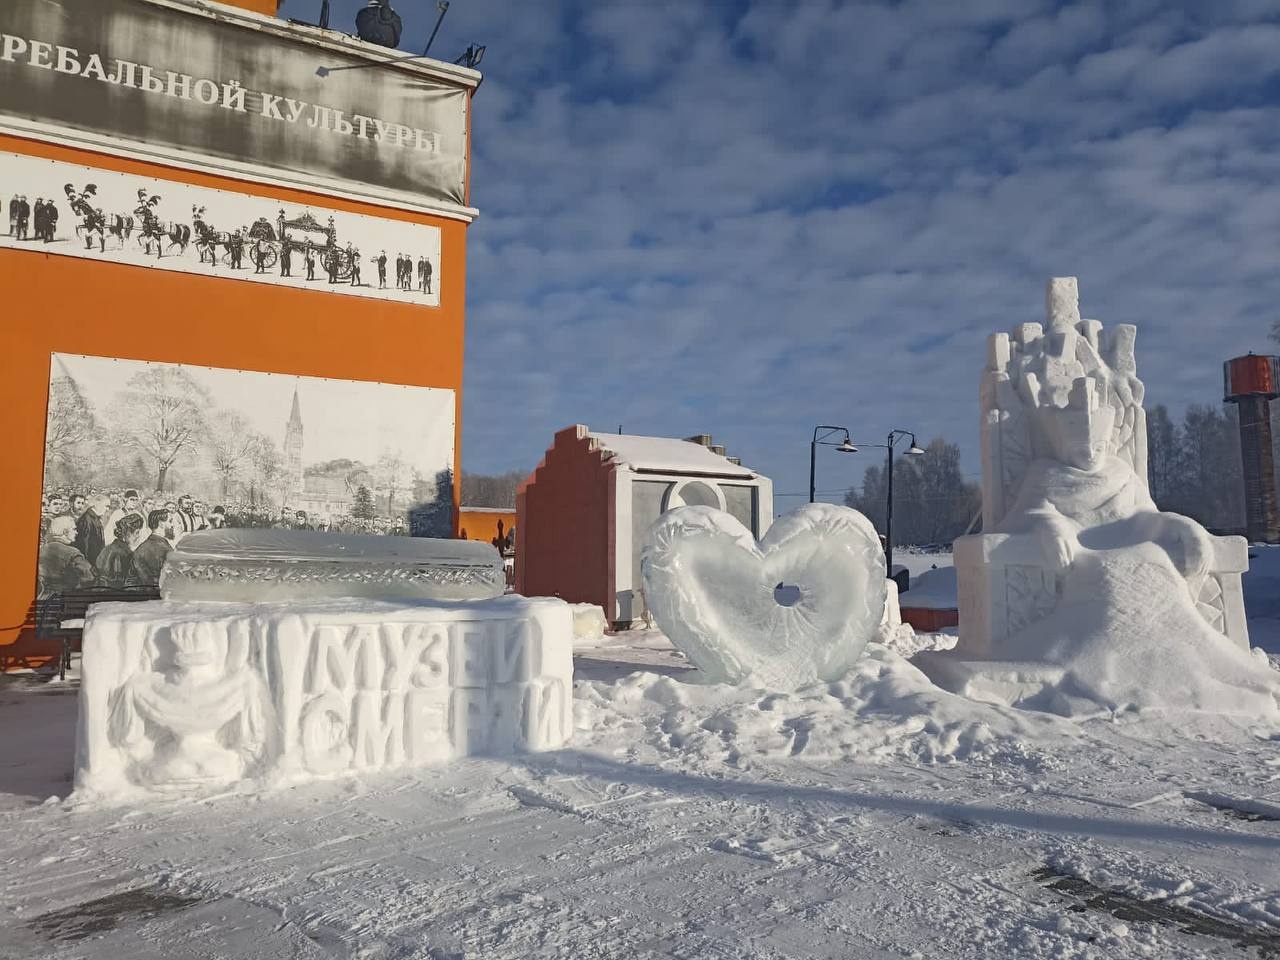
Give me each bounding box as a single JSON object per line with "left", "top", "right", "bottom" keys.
{"left": 1224, "top": 354, "right": 1280, "bottom": 543}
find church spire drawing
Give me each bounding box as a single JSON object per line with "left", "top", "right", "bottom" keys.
{"left": 284, "top": 384, "right": 304, "bottom": 503}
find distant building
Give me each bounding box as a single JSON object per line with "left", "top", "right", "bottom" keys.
{"left": 279, "top": 389, "right": 354, "bottom": 523}
{"left": 460, "top": 506, "right": 517, "bottom": 550}
{"left": 516, "top": 425, "right": 773, "bottom": 627}
{"left": 295, "top": 476, "right": 355, "bottom": 524}
{"left": 284, "top": 386, "right": 305, "bottom": 504}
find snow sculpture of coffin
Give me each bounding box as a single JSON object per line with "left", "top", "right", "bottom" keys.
{"left": 74, "top": 595, "right": 573, "bottom": 797}
{"left": 160, "top": 529, "right": 505, "bottom": 602}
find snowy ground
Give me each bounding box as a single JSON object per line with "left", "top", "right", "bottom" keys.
{"left": 1, "top": 641, "right": 1279, "bottom": 958}
{"left": 895, "top": 547, "right": 955, "bottom": 582}
{"left": 2, "top": 551, "right": 1280, "bottom": 958}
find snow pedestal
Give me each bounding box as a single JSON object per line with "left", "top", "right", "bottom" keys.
{"left": 160, "top": 529, "right": 506, "bottom": 603}
{"left": 569, "top": 603, "right": 610, "bottom": 642}
{"left": 953, "top": 531, "right": 1250, "bottom": 660}
{"left": 915, "top": 653, "right": 1068, "bottom": 710}
{"left": 882, "top": 578, "right": 902, "bottom": 628}
{"left": 75, "top": 595, "right": 573, "bottom": 797}
{"left": 927, "top": 536, "right": 1270, "bottom": 716}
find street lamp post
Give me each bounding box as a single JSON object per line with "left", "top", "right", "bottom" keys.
{"left": 850, "top": 429, "right": 924, "bottom": 578}
{"left": 809, "top": 425, "right": 858, "bottom": 503}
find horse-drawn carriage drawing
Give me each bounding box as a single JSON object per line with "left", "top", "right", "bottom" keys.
{"left": 244, "top": 210, "right": 356, "bottom": 281}
{"left": 47, "top": 179, "right": 377, "bottom": 287}
{"left": 64, "top": 183, "right": 134, "bottom": 253}
{"left": 192, "top": 206, "right": 233, "bottom": 265}
{"left": 132, "top": 189, "right": 191, "bottom": 258}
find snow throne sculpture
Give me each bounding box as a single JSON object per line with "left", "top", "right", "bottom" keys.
{"left": 938, "top": 277, "right": 1276, "bottom": 716}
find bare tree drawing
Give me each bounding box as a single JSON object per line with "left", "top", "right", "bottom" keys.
{"left": 44, "top": 373, "right": 96, "bottom": 477}
{"left": 375, "top": 451, "right": 408, "bottom": 515}
{"left": 208, "top": 411, "right": 258, "bottom": 498}
{"left": 113, "top": 366, "right": 210, "bottom": 492}
{"left": 246, "top": 432, "right": 282, "bottom": 510}
{"left": 40, "top": 355, "right": 456, "bottom": 538}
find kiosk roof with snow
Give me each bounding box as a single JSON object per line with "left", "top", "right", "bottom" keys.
{"left": 584, "top": 432, "right": 757, "bottom": 479}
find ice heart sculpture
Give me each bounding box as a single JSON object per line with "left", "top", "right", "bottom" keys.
{"left": 641, "top": 504, "right": 887, "bottom": 689}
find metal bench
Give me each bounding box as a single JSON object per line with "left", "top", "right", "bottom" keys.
{"left": 1, "top": 588, "right": 159, "bottom": 679}
{"left": 0, "top": 600, "right": 59, "bottom": 673}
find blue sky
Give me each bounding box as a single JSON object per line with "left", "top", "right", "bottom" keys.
{"left": 286, "top": 0, "right": 1280, "bottom": 503}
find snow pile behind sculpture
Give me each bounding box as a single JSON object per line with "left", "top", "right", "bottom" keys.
{"left": 924, "top": 277, "right": 1280, "bottom": 719}
{"left": 575, "top": 642, "right": 1074, "bottom": 766}
{"left": 641, "top": 504, "right": 887, "bottom": 690}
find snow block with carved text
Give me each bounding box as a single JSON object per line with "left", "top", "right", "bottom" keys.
{"left": 74, "top": 595, "right": 573, "bottom": 798}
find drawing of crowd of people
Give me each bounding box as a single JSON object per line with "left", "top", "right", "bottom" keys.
{"left": 2, "top": 181, "right": 437, "bottom": 300}
{"left": 37, "top": 488, "right": 218, "bottom": 597}
{"left": 35, "top": 486, "right": 417, "bottom": 597}
{"left": 7, "top": 194, "right": 59, "bottom": 242}
{"left": 374, "top": 250, "right": 433, "bottom": 294}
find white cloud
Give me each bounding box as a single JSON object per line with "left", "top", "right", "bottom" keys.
{"left": 314, "top": 0, "right": 1280, "bottom": 500}
{"left": 1133, "top": 25, "right": 1280, "bottom": 101}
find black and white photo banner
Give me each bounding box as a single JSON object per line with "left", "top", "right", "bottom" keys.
{"left": 39, "top": 352, "right": 457, "bottom": 597}
{"left": 1, "top": 151, "right": 442, "bottom": 306}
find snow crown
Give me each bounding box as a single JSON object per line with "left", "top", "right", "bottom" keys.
{"left": 979, "top": 277, "right": 1151, "bottom": 523}
{"left": 167, "top": 620, "right": 222, "bottom": 668}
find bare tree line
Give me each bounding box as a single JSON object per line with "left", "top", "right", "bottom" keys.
{"left": 1146, "top": 403, "right": 1251, "bottom": 534}
{"left": 844, "top": 438, "right": 982, "bottom": 547}
{"left": 460, "top": 470, "right": 523, "bottom": 509}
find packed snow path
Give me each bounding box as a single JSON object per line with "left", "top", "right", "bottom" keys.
{"left": 3, "top": 646, "right": 1280, "bottom": 959}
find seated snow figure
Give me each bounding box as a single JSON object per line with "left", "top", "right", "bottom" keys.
{"left": 942, "top": 277, "right": 1277, "bottom": 716}
{"left": 109, "top": 619, "right": 269, "bottom": 789}
{"left": 1004, "top": 378, "right": 1215, "bottom": 598}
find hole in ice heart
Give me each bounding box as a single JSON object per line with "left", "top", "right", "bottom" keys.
{"left": 773, "top": 582, "right": 803, "bottom": 607}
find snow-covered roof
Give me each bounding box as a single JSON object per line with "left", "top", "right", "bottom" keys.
{"left": 587, "top": 432, "right": 756, "bottom": 478}
{"left": 899, "top": 566, "right": 957, "bottom": 610}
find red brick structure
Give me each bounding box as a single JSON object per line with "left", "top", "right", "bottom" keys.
{"left": 516, "top": 426, "right": 614, "bottom": 611}
{"left": 516, "top": 425, "right": 773, "bottom": 626}
{"left": 899, "top": 606, "right": 959, "bottom": 632}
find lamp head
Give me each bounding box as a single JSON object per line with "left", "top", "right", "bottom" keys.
{"left": 836, "top": 441, "right": 858, "bottom": 453}
{"left": 905, "top": 442, "right": 925, "bottom": 456}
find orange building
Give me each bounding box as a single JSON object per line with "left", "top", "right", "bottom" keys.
{"left": 0, "top": 0, "right": 480, "bottom": 653}
{"left": 459, "top": 508, "right": 518, "bottom": 548}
